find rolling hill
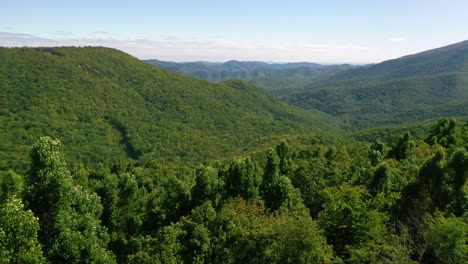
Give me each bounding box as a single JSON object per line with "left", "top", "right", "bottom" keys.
{"left": 144, "top": 59, "right": 355, "bottom": 94}
{"left": 282, "top": 40, "right": 468, "bottom": 128}
{"left": 0, "top": 47, "right": 336, "bottom": 170}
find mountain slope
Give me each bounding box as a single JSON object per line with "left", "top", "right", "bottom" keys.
{"left": 0, "top": 47, "right": 336, "bottom": 170}
{"left": 282, "top": 40, "right": 468, "bottom": 128}
{"left": 144, "top": 59, "right": 355, "bottom": 94}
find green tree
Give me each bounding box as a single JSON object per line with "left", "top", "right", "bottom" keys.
{"left": 276, "top": 141, "right": 293, "bottom": 177}
{"left": 191, "top": 166, "right": 224, "bottom": 206}
{"left": 368, "top": 162, "right": 399, "bottom": 195}
{"left": 0, "top": 198, "right": 46, "bottom": 264}
{"left": 260, "top": 150, "right": 296, "bottom": 211}
{"left": 398, "top": 151, "right": 448, "bottom": 224}
{"left": 223, "top": 157, "right": 261, "bottom": 199}
{"left": 269, "top": 214, "right": 333, "bottom": 263}
{"left": 425, "top": 118, "right": 458, "bottom": 148}
{"left": 368, "top": 140, "right": 386, "bottom": 166}
{"left": 421, "top": 212, "right": 467, "bottom": 264}
{"left": 0, "top": 170, "right": 23, "bottom": 203}
{"left": 318, "top": 183, "right": 389, "bottom": 259}
{"left": 447, "top": 149, "right": 468, "bottom": 216}
{"left": 23, "top": 137, "right": 115, "bottom": 263}
{"left": 387, "top": 132, "right": 414, "bottom": 161}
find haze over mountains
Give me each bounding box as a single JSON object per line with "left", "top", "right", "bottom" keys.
{"left": 1, "top": 41, "right": 467, "bottom": 264}
{"left": 283, "top": 40, "right": 468, "bottom": 128}
{"left": 148, "top": 40, "right": 468, "bottom": 129}
{"left": 2, "top": 40, "right": 467, "bottom": 170}
{"left": 145, "top": 59, "right": 356, "bottom": 94}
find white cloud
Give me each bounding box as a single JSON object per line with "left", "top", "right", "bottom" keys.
{"left": 388, "top": 37, "right": 405, "bottom": 42}
{"left": 53, "top": 31, "right": 73, "bottom": 36}
{"left": 0, "top": 31, "right": 376, "bottom": 63}
{"left": 93, "top": 31, "right": 111, "bottom": 35}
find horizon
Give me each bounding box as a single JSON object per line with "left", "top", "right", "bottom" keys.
{"left": 2, "top": 0, "right": 468, "bottom": 63}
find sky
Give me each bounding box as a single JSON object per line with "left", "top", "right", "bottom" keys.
{"left": 1, "top": 0, "right": 468, "bottom": 63}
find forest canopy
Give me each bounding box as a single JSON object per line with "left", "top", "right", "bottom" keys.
{"left": 0, "top": 118, "right": 466, "bottom": 263}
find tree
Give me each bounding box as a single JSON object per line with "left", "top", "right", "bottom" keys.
{"left": 421, "top": 212, "right": 467, "bottom": 263}
{"left": 276, "top": 141, "right": 293, "bottom": 177}
{"left": 223, "top": 157, "right": 261, "bottom": 200}
{"left": 368, "top": 162, "right": 399, "bottom": 195}
{"left": 0, "top": 198, "right": 47, "bottom": 264}
{"left": 23, "top": 137, "right": 115, "bottom": 263}
{"left": 368, "top": 140, "right": 386, "bottom": 166}
{"left": 425, "top": 118, "right": 458, "bottom": 148}
{"left": 387, "top": 132, "right": 414, "bottom": 161}
{"left": 398, "top": 151, "right": 449, "bottom": 225}
{"left": 0, "top": 170, "right": 23, "bottom": 203}
{"left": 318, "top": 183, "right": 389, "bottom": 259}
{"left": 24, "top": 137, "right": 70, "bottom": 221}
{"left": 447, "top": 149, "right": 468, "bottom": 216}
{"left": 269, "top": 214, "right": 333, "bottom": 263}
{"left": 191, "top": 166, "right": 224, "bottom": 206}
{"left": 260, "top": 150, "right": 296, "bottom": 211}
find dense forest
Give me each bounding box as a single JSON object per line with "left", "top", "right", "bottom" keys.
{"left": 0, "top": 46, "right": 467, "bottom": 263}
{"left": 0, "top": 118, "right": 467, "bottom": 263}
{"left": 150, "top": 41, "right": 468, "bottom": 129}
{"left": 0, "top": 47, "right": 334, "bottom": 172}
{"left": 281, "top": 40, "right": 468, "bottom": 129}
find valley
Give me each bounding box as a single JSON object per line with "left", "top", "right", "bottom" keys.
{"left": 0, "top": 42, "right": 466, "bottom": 264}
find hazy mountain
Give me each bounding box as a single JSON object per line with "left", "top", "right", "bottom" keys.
{"left": 0, "top": 47, "right": 336, "bottom": 170}
{"left": 282, "top": 40, "right": 468, "bottom": 128}
{"left": 144, "top": 59, "right": 355, "bottom": 93}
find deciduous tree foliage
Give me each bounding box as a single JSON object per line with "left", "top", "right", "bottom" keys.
{"left": 0, "top": 118, "right": 466, "bottom": 263}
{"left": 0, "top": 198, "right": 46, "bottom": 264}
{"left": 23, "top": 137, "right": 115, "bottom": 263}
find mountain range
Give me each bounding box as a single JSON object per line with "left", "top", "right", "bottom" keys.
{"left": 144, "top": 59, "right": 356, "bottom": 94}
{"left": 2, "top": 40, "right": 468, "bottom": 169}
{"left": 148, "top": 40, "right": 468, "bottom": 129}
{"left": 0, "top": 47, "right": 335, "bottom": 170}
{"left": 282, "top": 40, "right": 468, "bottom": 128}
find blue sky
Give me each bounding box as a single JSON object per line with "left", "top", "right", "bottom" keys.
{"left": 2, "top": 0, "right": 468, "bottom": 62}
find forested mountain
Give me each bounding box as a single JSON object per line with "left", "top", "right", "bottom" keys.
{"left": 282, "top": 40, "right": 468, "bottom": 128}
{"left": 145, "top": 59, "right": 355, "bottom": 93}
{"left": 0, "top": 45, "right": 466, "bottom": 264}
{"left": 0, "top": 47, "right": 335, "bottom": 171}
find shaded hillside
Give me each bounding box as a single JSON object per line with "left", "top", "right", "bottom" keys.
{"left": 0, "top": 47, "right": 335, "bottom": 170}
{"left": 145, "top": 59, "right": 355, "bottom": 93}
{"left": 282, "top": 40, "right": 468, "bottom": 128}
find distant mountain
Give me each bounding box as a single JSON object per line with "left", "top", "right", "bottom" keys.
{"left": 282, "top": 40, "right": 468, "bottom": 128}
{"left": 144, "top": 59, "right": 355, "bottom": 94}
{"left": 0, "top": 47, "right": 336, "bottom": 170}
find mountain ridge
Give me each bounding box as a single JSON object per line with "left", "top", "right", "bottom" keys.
{"left": 0, "top": 46, "right": 336, "bottom": 170}
{"left": 145, "top": 59, "right": 355, "bottom": 93}
{"left": 280, "top": 40, "right": 468, "bottom": 128}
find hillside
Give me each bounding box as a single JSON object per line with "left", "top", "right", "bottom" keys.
{"left": 145, "top": 59, "right": 355, "bottom": 94}
{"left": 0, "top": 47, "right": 336, "bottom": 170}
{"left": 282, "top": 40, "right": 468, "bottom": 128}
